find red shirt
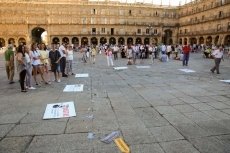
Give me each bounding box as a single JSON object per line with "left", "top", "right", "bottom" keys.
{"left": 183, "top": 45, "right": 190, "bottom": 54}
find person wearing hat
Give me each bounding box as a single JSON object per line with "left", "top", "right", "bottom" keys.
{"left": 4, "top": 44, "right": 15, "bottom": 84}
{"left": 210, "top": 46, "right": 224, "bottom": 74}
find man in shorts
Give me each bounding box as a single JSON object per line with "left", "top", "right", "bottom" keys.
{"left": 49, "top": 43, "right": 62, "bottom": 82}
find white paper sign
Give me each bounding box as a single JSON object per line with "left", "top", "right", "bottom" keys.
{"left": 220, "top": 80, "right": 230, "bottom": 83}
{"left": 63, "top": 84, "right": 84, "bottom": 92}
{"left": 113, "top": 67, "right": 128, "bottom": 70}
{"left": 43, "top": 101, "right": 76, "bottom": 119}
{"left": 178, "top": 69, "right": 196, "bottom": 73}
{"left": 75, "top": 74, "right": 89, "bottom": 77}
{"left": 136, "top": 66, "right": 151, "bottom": 68}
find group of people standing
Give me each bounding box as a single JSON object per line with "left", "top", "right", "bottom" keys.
{"left": 4, "top": 42, "right": 75, "bottom": 92}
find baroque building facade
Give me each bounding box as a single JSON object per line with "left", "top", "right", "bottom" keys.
{"left": 0, "top": 0, "right": 229, "bottom": 47}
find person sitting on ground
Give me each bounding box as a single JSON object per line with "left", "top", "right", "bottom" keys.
{"left": 203, "top": 47, "right": 212, "bottom": 58}
{"left": 175, "top": 52, "right": 184, "bottom": 61}
{"left": 158, "top": 52, "right": 168, "bottom": 62}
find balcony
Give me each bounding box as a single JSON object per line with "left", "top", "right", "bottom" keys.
{"left": 178, "top": 28, "right": 229, "bottom": 36}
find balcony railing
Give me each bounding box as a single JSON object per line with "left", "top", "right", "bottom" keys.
{"left": 178, "top": 28, "right": 230, "bottom": 36}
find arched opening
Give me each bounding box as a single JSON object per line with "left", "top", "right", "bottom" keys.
{"left": 199, "top": 37, "right": 204, "bottom": 44}
{"left": 214, "top": 36, "right": 219, "bottom": 45}
{"left": 100, "top": 37, "right": 107, "bottom": 45}
{"left": 62, "top": 37, "right": 69, "bottom": 44}
{"left": 118, "top": 37, "right": 124, "bottom": 45}
{"left": 224, "top": 35, "right": 230, "bottom": 46}
{"left": 91, "top": 37, "right": 98, "bottom": 45}
{"left": 152, "top": 38, "right": 158, "bottom": 45}
{"left": 18, "top": 38, "right": 26, "bottom": 45}
{"left": 81, "top": 37, "right": 88, "bottom": 45}
{"left": 72, "top": 37, "right": 79, "bottom": 45}
{"left": 163, "top": 29, "right": 172, "bottom": 44}
{"left": 179, "top": 38, "right": 182, "bottom": 44}
{"left": 184, "top": 38, "right": 187, "bottom": 45}
{"left": 31, "top": 27, "right": 46, "bottom": 44}
{"left": 109, "top": 37, "right": 116, "bottom": 45}
{"left": 0, "top": 38, "right": 6, "bottom": 47}
{"left": 206, "top": 36, "right": 212, "bottom": 46}
{"left": 136, "top": 37, "right": 142, "bottom": 44}
{"left": 8, "top": 38, "right": 15, "bottom": 45}
{"left": 127, "top": 37, "right": 133, "bottom": 45}
{"left": 190, "top": 37, "right": 197, "bottom": 45}
{"left": 144, "top": 38, "right": 150, "bottom": 45}
{"left": 52, "top": 37, "right": 60, "bottom": 44}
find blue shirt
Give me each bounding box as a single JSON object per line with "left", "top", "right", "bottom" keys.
{"left": 161, "top": 54, "right": 167, "bottom": 62}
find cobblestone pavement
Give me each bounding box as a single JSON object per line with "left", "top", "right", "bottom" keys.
{"left": 0, "top": 50, "right": 230, "bottom": 153}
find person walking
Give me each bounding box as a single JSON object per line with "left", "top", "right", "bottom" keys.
{"left": 210, "top": 46, "right": 224, "bottom": 74}
{"left": 105, "top": 48, "right": 114, "bottom": 66}
{"left": 59, "top": 42, "right": 68, "bottom": 77}
{"left": 4, "top": 44, "right": 15, "bottom": 84}
{"left": 66, "top": 45, "right": 74, "bottom": 75}
{"left": 17, "top": 45, "right": 27, "bottom": 92}
{"left": 182, "top": 43, "right": 190, "bottom": 66}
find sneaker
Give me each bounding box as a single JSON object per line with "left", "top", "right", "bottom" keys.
{"left": 48, "top": 81, "right": 51, "bottom": 85}
{"left": 45, "top": 82, "right": 49, "bottom": 84}
{"left": 28, "top": 87, "right": 36, "bottom": 90}
{"left": 57, "top": 79, "right": 61, "bottom": 83}
{"left": 53, "top": 79, "right": 57, "bottom": 82}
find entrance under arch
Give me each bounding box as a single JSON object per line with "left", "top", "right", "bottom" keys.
{"left": 72, "top": 37, "right": 79, "bottom": 44}
{"left": 127, "top": 37, "right": 133, "bottom": 45}
{"left": 224, "top": 35, "right": 230, "bottom": 45}
{"left": 184, "top": 38, "right": 188, "bottom": 44}
{"left": 31, "top": 27, "right": 46, "bottom": 44}
{"left": 52, "top": 37, "right": 60, "bottom": 44}
{"left": 81, "top": 37, "right": 88, "bottom": 45}
{"left": 199, "top": 37, "right": 204, "bottom": 44}
{"left": 0, "top": 38, "right": 6, "bottom": 47}
{"left": 8, "top": 38, "right": 15, "bottom": 45}
{"left": 190, "top": 37, "right": 197, "bottom": 44}
{"left": 91, "top": 37, "right": 98, "bottom": 45}
{"left": 136, "top": 37, "right": 142, "bottom": 44}
{"left": 152, "top": 38, "right": 158, "bottom": 44}
{"left": 206, "top": 36, "right": 212, "bottom": 45}
{"left": 214, "top": 36, "right": 219, "bottom": 45}
{"left": 62, "top": 37, "right": 69, "bottom": 44}
{"left": 163, "top": 29, "right": 172, "bottom": 45}
{"left": 179, "top": 38, "right": 182, "bottom": 44}
{"left": 144, "top": 38, "right": 150, "bottom": 45}
{"left": 118, "top": 37, "right": 124, "bottom": 45}
{"left": 18, "top": 38, "right": 26, "bottom": 45}
{"left": 109, "top": 37, "right": 116, "bottom": 45}
{"left": 100, "top": 37, "right": 107, "bottom": 45}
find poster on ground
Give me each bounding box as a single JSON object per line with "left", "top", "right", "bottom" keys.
{"left": 136, "top": 66, "right": 151, "bottom": 68}
{"left": 219, "top": 80, "right": 230, "bottom": 83}
{"left": 43, "top": 101, "right": 76, "bottom": 119}
{"left": 63, "top": 84, "right": 84, "bottom": 92}
{"left": 178, "top": 69, "right": 196, "bottom": 73}
{"left": 113, "top": 67, "right": 128, "bottom": 70}
{"left": 75, "top": 74, "right": 89, "bottom": 77}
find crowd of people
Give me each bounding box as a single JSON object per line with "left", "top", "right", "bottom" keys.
{"left": 3, "top": 42, "right": 229, "bottom": 92}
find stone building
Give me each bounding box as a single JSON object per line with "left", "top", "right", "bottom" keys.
{"left": 0, "top": 0, "right": 229, "bottom": 47}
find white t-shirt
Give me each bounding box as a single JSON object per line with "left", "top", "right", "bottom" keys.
{"left": 59, "top": 45, "right": 66, "bottom": 57}
{"left": 30, "top": 51, "right": 40, "bottom": 65}
{"left": 212, "top": 50, "right": 223, "bottom": 58}
{"left": 25, "top": 53, "right": 30, "bottom": 63}
{"left": 67, "top": 50, "right": 73, "bottom": 60}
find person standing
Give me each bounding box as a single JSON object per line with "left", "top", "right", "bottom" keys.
{"left": 182, "top": 43, "right": 190, "bottom": 66}
{"left": 91, "top": 45, "right": 96, "bottom": 64}
{"left": 126, "top": 45, "right": 133, "bottom": 65}
{"left": 113, "top": 45, "right": 119, "bottom": 60}
{"left": 210, "top": 46, "right": 224, "bottom": 74}
{"left": 17, "top": 45, "right": 27, "bottom": 92}
{"left": 161, "top": 44, "right": 166, "bottom": 54}
{"left": 4, "top": 44, "right": 15, "bottom": 84}
{"left": 49, "top": 43, "right": 62, "bottom": 82}
{"left": 66, "top": 45, "right": 74, "bottom": 75}
{"left": 166, "top": 44, "right": 172, "bottom": 59}
{"left": 59, "top": 42, "right": 68, "bottom": 77}
{"left": 105, "top": 48, "right": 114, "bottom": 66}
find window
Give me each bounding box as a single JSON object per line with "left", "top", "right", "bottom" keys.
{"left": 137, "top": 29, "right": 141, "bottom": 34}
{"left": 219, "top": 11, "right": 223, "bottom": 18}
{"left": 110, "top": 18, "right": 114, "bottom": 24}
{"left": 153, "top": 29, "right": 158, "bottom": 34}
{"left": 196, "top": 7, "right": 199, "bottom": 12}
{"left": 217, "top": 24, "right": 221, "bottom": 31}
{"left": 82, "top": 9, "right": 86, "bottom": 14}
{"left": 91, "top": 18, "right": 95, "bottom": 24}
{"left": 212, "top": 2, "right": 215, "bottom": 8}
{"left": 119, "top": 10, "right": 123, "bottom": 15}
{"left": 190, "top": 18, "right": 194, "bottom": 23}
{"left": 155, "top": 11, "right": 158, "bottom": 16}
{"left": 92, "top": 28, "right": 96, "bottom": 34}
{"left": 203, "top": 5, "right": 206, "bottom": 10}
{"left": 186, "top": 10, "right": 188, "bottom": 15}
{"left": 185, "top": 29, "right": 187, "bottom": 34}
{"left": 172, "top": 12, "right": 175, "bottom": 18}
{"left": 101, "top": 28, "right": 105, "bottom": 33}
{"left": 110, "top": 10, "right": 114, "bottom": 15}
{"left": 82, "top": 28, "right": 86, "bottom": 33}
{"left": 129, "top": 10, "right": 132, "bottom": 15}
{"left": 119, "top": 19, "right": 124, "bottom": 24}
{"left": 163, "top": 12, "right": 166, "bottom": 17}
{"left": 221, "top": 0, "right": 225, "bottom": 5}
{"left": 202, "top": 15, "right": 205, "bottom": 21}
{"left": 146, "top": 29, "right": 150, "bottom": 34}
{"left": 119, "top": 28, "right": 124, "bottom": 34}
{"left": 195, "top": 17, "right": 197, "bottom": 22}
{"left": 81, "top": 18, "right": 86, "bottom": 24}
{"left": 228, "top": 22, "right": 230, "bottom": 30}
{"left": 91, "top": 9, "right": 96, "bottom": 14}
{"left": 101, "top": 18, "right": 106, "bottom": 24}
{"left": 180, "top": 30, "right": 182, "bottom": 34}
{"left": 101, "top": 9, "right": 105, "bottom": 15}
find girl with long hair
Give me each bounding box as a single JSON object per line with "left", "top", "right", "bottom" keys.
{"left": 17, "top": 45, "right": 27, "bottom": 92}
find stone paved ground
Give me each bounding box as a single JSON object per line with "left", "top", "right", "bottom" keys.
{"left": 0, "top": 50, "right": 230, "bottom": 153}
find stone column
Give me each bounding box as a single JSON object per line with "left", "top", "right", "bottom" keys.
{"left": 79, "top": 37, "right": 82, "bottom": 46}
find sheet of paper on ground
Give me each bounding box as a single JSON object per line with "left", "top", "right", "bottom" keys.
{"left": 63, "top": 84, "right": 84, "bottom": 92}
{"left": 178, "top": 69, "right": 196, "bottom": 73}
{"left": 136, "top": 66, "right": 151, "bottom": 68}
{"left": 43, "top": 101, "right": 76, "bottom": 119}
{"left": 219, "top": 80, "right": 230, "bottom": 83}
{"left": 75, "top": 74, "right": 89, "bottom": 77}
{"left": 113, "top": 67, "right": 128, "bottom": 70}
{"left": 101, "top": 131, "right": 120, "bottom": 144}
